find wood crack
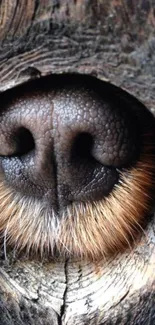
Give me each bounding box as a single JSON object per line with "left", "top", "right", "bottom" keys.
{"left": 58, "top": 258, "right": 69, "bottom": 325}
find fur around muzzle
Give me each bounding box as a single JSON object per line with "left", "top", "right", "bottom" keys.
{"left": 0, "top": 131, "right": 154, "bottom": 261}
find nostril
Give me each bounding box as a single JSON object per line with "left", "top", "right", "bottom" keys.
{"left": 71, "top": 132, "right": 94, "bottom": 160}
{"left": 12, "top": 127, "right": 35, "bottom": 157}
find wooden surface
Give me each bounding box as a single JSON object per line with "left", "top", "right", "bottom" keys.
{"left": 0, "top": 0, "right": 155, "bottom": 112}
{"left": 0, "top": 1, "right": 155, "bottom": 324}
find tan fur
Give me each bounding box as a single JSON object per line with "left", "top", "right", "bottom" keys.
{"left": 0, "top": 132, "right": 154, "bottom": 260}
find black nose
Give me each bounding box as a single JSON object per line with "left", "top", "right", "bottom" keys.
{"left": 0, "top": 76, "right": 140, "bottom": 209}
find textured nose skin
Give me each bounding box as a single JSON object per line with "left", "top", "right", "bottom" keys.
{"left": 0, "top": 95, "right": 58, "bottom": 206}
{"left": 0, "top": 76, "right": 140, "bottom": 209}
{"left": 53, "top": 87, "right": 138, "bottom": 205}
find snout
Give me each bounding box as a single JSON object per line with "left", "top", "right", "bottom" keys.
{"left": 0, "top": 75, "right": 154, "bottom": 259}
{"left": 0, "top": 75, "right": 140, "bottom": 208}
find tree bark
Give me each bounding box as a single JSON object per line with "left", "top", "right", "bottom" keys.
{"left": 0, "top": 1, "right": 155, "bottom": 324}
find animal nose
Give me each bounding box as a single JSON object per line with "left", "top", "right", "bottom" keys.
{"left": 0, "top": 77, "right": 139, "bottom": 209}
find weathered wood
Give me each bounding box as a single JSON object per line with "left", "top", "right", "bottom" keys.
{"left": 0, "top": 1, "right": 154, "bottom": 324}
{"left": 0, "top": 0, "right": 155, "bottom": 112}
{"left": 0, "top": 219, "right": 155, "bottom": 325}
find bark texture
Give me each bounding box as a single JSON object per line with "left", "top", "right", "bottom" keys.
{"left": 0, "top": 1, "right": 155, "bottom": 324}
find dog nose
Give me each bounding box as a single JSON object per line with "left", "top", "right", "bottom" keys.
{"left": 0, "top": 77, "right": 139, "bottom": 208}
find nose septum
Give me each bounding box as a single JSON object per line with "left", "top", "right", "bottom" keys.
{"left": 0, "top": 78, "right": 140, "bottom": 209}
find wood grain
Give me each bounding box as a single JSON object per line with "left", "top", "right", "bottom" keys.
{"left": 0, "top": 0, "right": 155, "bottom": 111}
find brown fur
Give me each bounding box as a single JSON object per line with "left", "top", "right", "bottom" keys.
{"left": 0, "top": 129, "right": 154, "bottom": 261}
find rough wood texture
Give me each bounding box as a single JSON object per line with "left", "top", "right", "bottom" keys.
{"left": 0, "top": 1, "right": 155, "bottom": 324}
